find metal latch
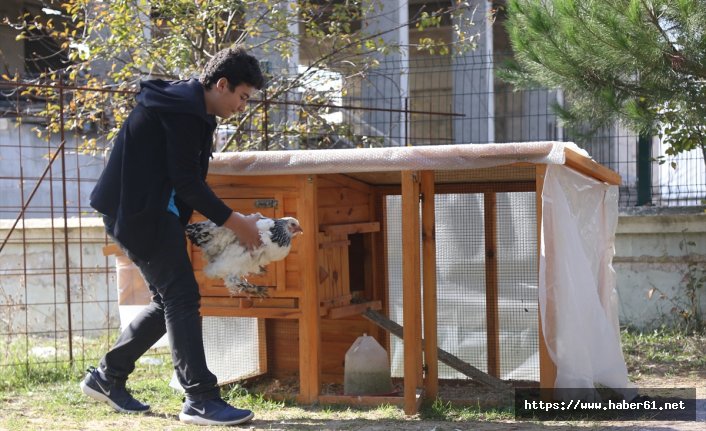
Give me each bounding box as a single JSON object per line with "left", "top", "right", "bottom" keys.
{"left": 254, "top": 199, "right": 278, "bottom": 208}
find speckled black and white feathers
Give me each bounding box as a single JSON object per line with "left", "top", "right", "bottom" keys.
{"left": 270, "top": 218, "right": 294, "bottom": 248}
{"left": 185, "top": 216, "right": 302, "bottom": 297}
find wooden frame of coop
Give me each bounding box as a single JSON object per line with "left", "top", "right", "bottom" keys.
{"left": 190, "top": 144, "right": 621, "bottom": 415}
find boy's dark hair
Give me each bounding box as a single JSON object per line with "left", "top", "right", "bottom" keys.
{"left": 200, "top": 46, "right": 266, "bottom": 91}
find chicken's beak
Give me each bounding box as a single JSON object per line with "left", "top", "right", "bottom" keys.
{"left": 292, "top": 225, "right": 304, "bottom": 235}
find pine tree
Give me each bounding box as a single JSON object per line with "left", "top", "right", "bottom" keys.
{"left": 501, "top": 0, "right": 706, "bottom": 169}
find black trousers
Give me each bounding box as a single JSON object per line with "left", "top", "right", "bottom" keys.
{"left": 100, "top": 214, "right": 219, "bottom": 401}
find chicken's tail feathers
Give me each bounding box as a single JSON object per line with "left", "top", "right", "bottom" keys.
{"left": 185, "top": 221, "right": 215, "bottom": 247}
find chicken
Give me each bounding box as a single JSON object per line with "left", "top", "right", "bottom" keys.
{"left": 185, "top": 216, "right": 303, "bottom": 297}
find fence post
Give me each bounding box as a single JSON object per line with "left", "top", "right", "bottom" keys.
{"left": 58, "top": 81, "right": 74, "bottom": 363}
{"left": 263, "top": 88, "right": 269, "bottom": 151}
{"left": 637, "top": 133, "right": 652, "bottom": 206}
{"left": 405, "top": 98, "right": 409, "bottom": 146}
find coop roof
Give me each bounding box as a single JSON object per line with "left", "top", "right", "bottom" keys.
{"left": 211, "top": 141, "right": 567, "bottom": 173}
{"left": 209, "top": 141, "right": 620, "bottom": 185}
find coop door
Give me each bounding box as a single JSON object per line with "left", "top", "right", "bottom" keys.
{"left": 317, "top": 232, "right": 351, "bottom": 306}
{"left": 191, "top": 198, "right": 278, "bottom": 297}
{"left": 384, "top": 192, "right": 539, "bottom": 382}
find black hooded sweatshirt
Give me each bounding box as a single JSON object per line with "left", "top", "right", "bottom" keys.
{"left": 90, "top": 79, "right": 232, "bottom": 260}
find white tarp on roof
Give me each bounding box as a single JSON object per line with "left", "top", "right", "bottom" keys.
{"left": 209, "top": 142, "right": 629, "bottom": 393}
{"left": 209, "top": 141, "right": 587, "bottom": 175}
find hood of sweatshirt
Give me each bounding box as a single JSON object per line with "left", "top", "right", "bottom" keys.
{"left": 136, "top": 78, "right": 217, "bottom": 128}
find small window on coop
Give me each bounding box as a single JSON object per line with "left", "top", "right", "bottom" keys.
{"left": 348, "top": 233, "right": 368, "bottom": 299}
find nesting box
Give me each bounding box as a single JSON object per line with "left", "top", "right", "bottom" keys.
{"left": 191, "top": 142, "right": 627, "bottom": 414}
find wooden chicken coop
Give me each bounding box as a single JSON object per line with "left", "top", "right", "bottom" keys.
{"left": 189, "top": 142, "right": 626, "bottom": 414}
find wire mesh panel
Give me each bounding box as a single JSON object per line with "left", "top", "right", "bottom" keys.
{"left": 384, "top": 182, "right": 540, "bottom": 384}
{"left": 496, "top": 192, "right": 538, "bottom": 381}
{"left": 386, "top": 192, "right": 489, "bottom": 379}
{"left": 383, "top": 194, "right": 405, "bottom": 377}
{"left": 202, "top": 316, "right": 261, "bottom": 384}
{"left": 432, "top": 192, "right": 488, "bottom": 379}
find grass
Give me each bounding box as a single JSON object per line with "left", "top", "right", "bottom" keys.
{"left": 0, "top": 333, "right": 116, "bottom": 391}
{"left": 0, "top": 352, "right": 511, "bottom": 430}
{"left": 0, "top": 328, "right": 703, "bottom": 430}
{"left": 621, "top": 327, "right": 706, "bottom": 377}
{"left": 419, "top": 398, "right": 513, "bottom": 421}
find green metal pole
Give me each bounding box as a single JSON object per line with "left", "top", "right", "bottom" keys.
{"left": 637, "top": 133, "right": 652, "bottom": 206}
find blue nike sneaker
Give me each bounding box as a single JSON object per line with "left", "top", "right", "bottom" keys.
{"left": 179, "top": 397, "right": 254, "bottom": 426}
{"left": 80, "top": 366, "right": 150, "bottom": 413}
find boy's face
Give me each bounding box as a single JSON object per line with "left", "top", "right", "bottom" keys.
{"left": 206, "top": 77, "right": 257, "bottom": 118}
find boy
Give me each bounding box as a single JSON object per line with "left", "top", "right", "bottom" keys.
{"left": 82, "top": 46, "right": 264, "bottom": 426}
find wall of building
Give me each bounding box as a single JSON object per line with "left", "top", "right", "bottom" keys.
{"left": 0, "top": 120, "right": 107, "bottom": 219}
{"left": 0, "top": 217, "right": 119, "bottom": 337}
{"left": 614, "top": 208, "right": 706, "bottom": 330}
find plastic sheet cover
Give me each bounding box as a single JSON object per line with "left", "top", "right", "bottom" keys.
{"left": 540, "top": 165, "right": 632, "bottom": 396}
{"left": 209, "top": 142, "right": 587, "bottom": 176}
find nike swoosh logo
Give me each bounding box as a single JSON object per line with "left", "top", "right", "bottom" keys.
{"left": 192, "top": 406, "right": 206, "bottom": 415}
{"left": 95, "top": 378, "right": 110, "bottom": 396}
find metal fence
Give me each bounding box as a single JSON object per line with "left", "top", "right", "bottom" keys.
{"left": 0, "top": 81, "right": 128, "bottom": 374}
{"left": 1, "top": 52, "right": 704, "bottom": 377}
{"left": 343, "top": 54, "right": 705, "bottom": 207}
{"left": 237, "top": 54, "right": 705, "bottom": 207}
